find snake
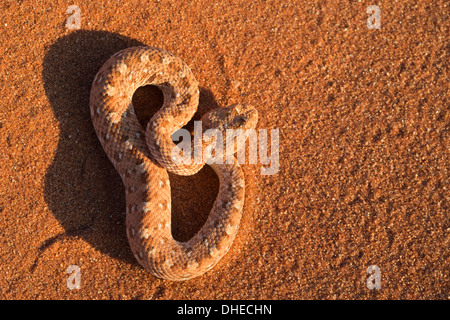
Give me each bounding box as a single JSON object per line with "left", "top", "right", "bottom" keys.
{"left": 89, "top": 46, "right": 258, "bottom": 281}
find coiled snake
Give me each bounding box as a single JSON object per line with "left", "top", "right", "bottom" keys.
{"left": 89, "top": 47, "right": 257, "bottom": 281}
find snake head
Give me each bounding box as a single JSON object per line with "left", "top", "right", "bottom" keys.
{"left": 201, "top": 104, "right": 258, "bottom": 132}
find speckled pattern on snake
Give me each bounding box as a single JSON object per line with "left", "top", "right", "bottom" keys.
{"left": 89, "top": 46, "right": 258, "bottom": 281}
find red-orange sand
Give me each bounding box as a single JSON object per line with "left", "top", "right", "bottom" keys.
{"left": 0, "top": 0, "right": 448, "bottom": 299}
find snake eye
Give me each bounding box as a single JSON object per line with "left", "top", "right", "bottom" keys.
{"left": 237, "top": 116, "right": 247, "bottom": 124}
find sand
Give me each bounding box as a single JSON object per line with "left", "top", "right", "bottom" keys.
{"left": 0, "top": 0, "right": 448, "bottom": 299}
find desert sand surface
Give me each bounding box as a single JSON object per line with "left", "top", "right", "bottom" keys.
{"left": 0, "top": 0, "right": 448, "bottom": 299}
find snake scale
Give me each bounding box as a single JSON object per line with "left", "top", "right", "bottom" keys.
{"left": 89, "top": 46, "right": 257, "bottom": 281}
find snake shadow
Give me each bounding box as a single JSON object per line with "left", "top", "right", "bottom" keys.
{"left": 42, "top": 30, "right": 219, "bottom": 267}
